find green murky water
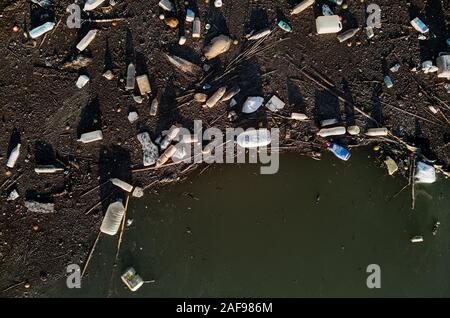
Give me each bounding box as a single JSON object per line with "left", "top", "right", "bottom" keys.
{"left": 47, "top": 150, "right": 450, "bottom": 297}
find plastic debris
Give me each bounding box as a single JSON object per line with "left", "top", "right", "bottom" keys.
{"left": 327, "top": 142, "right": 351, "bottom": 161}
{"left": 125, "top": 63, "right": 136, "bottom": 90}
{"left": 337, "top": 28, "right": 360, "bottom": 43}
{"left": 410, "top": 18, "right": 429, "bottom": 34}
{"left": 194, "top": 93, "right": 208, "bottom": 103}
{"left": 366, "top": 26, "right": 374, "bottom": 39}
{"left": 436, "top": 53, "right": 450, "bottom": 79}
{"left": 164, "top": 17, "right": 179, "bottom": 29}
{"left": 242, "top": 96, "right": 264, "bottom": 113}
{"left": 316, "top": 15, "right": 342, "bottom": 34}
{"left": 247, "top": 28, "right": 272, "bottom": 41}
{"left": 384, "top": 75, "right": 393, "bottom": 88}
{"left": 121, "top": 267, "right": 144, "bottom": 292}
{"left": 193, "top": 17, "right": 201, "bottom": 38}
{"left": 76, "top": 75, "right": 89, "bottom": 88}
{"left": 132, "top": 187, "right": 144, "bottom": 198}
{"left": 322, "top": 4, "right": 334, "bottom": 16}
{"left": 410, "top": 236, "right": 424, "bottom": 243}
{"left": 137, "top": 132, "right": 159, "bottom": 166}
{"left": 7, "top": 143, "right": 20, "bottom": 168}
{"left": 7, "top": 189, "right": 19, "bottom": 201}
{"left": 150, "top": 94, "right": 160, "bottom": 116}
{"left": 317, "top": 126, "right": 346, "bottom": 137}
{"left": 136, "top": 75, "right": 151, "bottom": 95}
{"left": 290, "top": 113, "right": 308, "bottom": 121}
{"left": 186, "top": 9, "right": 195, "bottom": 22}
{"left": 214, "top": 0, "right": 223, "bottom": 7}
{"left": 31, "top": 0, "right": 53, "bottom": 8}
{"left": 35, "top": 165, "right": 64, "bottom": 174}
{"left": 203, "top": 35, "right": 232, "bottom": 60}
{"left": 78, "top": 130, "right": 103, "bottom": 143}
{"left": 366, "top": 127, "right": 388, "bottom": 137}
{"left": 103, "top": 70, "right": 114, "bottom": 80}
{"left": 236, "top": 129, "right": 271, "bottom": 148}
{"left": 390, "top": 63, "right": 401, "bottom": 73}
{"left": 29, "top": 22, "right": 55, "bottom": 39}
{"left": 100, "top": 200, "right": 125, "bottom": 235}
{"left": 320, "top": 118, "right": 338, "bottom": 127}
{"left": 165, "top": 54, "right": 202, "bottom": 76}
{"left": 179, "top": 36, "right": 187, "bottom": 45}
{"left": 265, "top": 95, "right": 285, "bottom": 112}
{"left": 291, "top": 0, "right": 315, "bottom": 15}
{"left": 221, "top": 85, "right": 240, "bottom": 102}
{"left": 160, "top": 125, "right": 181, "bottom": 150}
{"left": 110, "top": 178, "right": 133, "bottom": 192}
{"left": 128, "top": 111, "right": 139, "bottom": 123}
{"left": 158, "top": 0, "right": 173, "bottom": 11}
{"left": 76, "top": 30, "right": 98, "bottom": 52}
{"left": 25, "top": 201, "right": 55, "bottom": 213}
{"left": 347, "top": 125, "right": 360, "bottom": 135}
{"left": 415, "top": 161, "right": 436, "bottom": 184}
{"left": 156, "top": 144, "right": 177, "bottom": 167}
{"left": 277, "top": 20, "right": 292, "bottom": 33}
{"left": 432, "top": 221, "right": 441, "bottom": 236}
{"left": 422, "top": 60, "right": 438, "bottom": 74}
{"left": 384, "top": 156, "right": 398, "bottom": 175}
{"left": 132, "top": 94, "right": 143, "bottom": 104}
{"left": 205, "top": 87, "right": 227, "bottom": 108}
{"left": 84, "top": 0, "right": 105, "bottom": 11}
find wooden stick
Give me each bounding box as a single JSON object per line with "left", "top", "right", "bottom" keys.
{"left": 114, "top": 196, "right": 130, "bottom": 261}
{"left": 411, "top": 157, "right": 416, "bottom": 210}
{"left": 81, "top": 180, "right": 110, "bottom": 197}
{"left": 81, "top": 231, "right": 102, "bottom": 278}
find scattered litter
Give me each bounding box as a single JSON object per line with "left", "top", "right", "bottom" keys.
{"left": 384, "top": 75, "right": 393, "bottom": 88}
{"left": 165, "top": 54, "right": 202, "bottom": 76}
{"left": 265, "top": 95, "right": 285, "bottom": 112}
{"left": 132, "top": 187, "right": 144, "bottom": 198}
{"left": 428, "top": 106, "right": 438, "bottom": 114}
{"left": 320, "top": 118, "right": 338, "bottom": 127}
{"left": 384, "top": 156, "right": 398, "bottom": 175}
{"left": 230, "top": 98, "right": 237, "bottom": 107}
{"left": 186, "top": 9, "right": 195, "bottom": 22}
{"left": 327, "top": 142, "right": 351, "bottom": 161}
{"left": 290, "top": 113, "right": 308, "bottom": 121}
{"left": 25, "top": 201, "right": 55, "bottom": 214}
{"left": 389, "top": 63, "right": 401, "bottom": 73}
{"left": 316, "top": 15, "right": 342, "bottom": 34}
{"left": 194, "top": 93, "right": 208, "bottom": 103}
{"left": 158, "top": 0, "right": 173, "bottom": 11}
{"left": 35, "top": 165, "right": 64, "bottom": 174}
{"left": 410, "top": 17, "right": 429, "bottom": 34}
{"left": 193, "top": 17, "right": 201, "bottom": 38}
{"left": 436, "top": 53, "right": 450, "bottom": 79}
{"left": 100, "top": 200, "right": 125, "bottom": 235}
{"left": 164, "top": 17, "right": 179, "bottom": 29}
{"left": 128, "top": 111, "right": 139, "bottom": 123}
{"left": 136, "top": 75, "right": 151, "bottom": 95}
{"left": 32, "top": 0, "right": 52, "bottom": 8}
{"left": 150, "top": 95, "right": 159, "bottom": 116}
{"left": 291, "top": 0, "right": 315, "bottom": 15}
{"left": 76, "top": 30, "right": 98, "bottom": 52}
{"left": 422, "top": 60, "right": 438, "bottom": 74}
{"left": 247, "top": 28, "right": 272, "bottom": 41}
{"left": 7, "top": 189, "right": 19, "bottom": 201}
{"left": 121, "top": 267, "right": 144, "bottom": 292}
{"left": 110, "top": 178, "right": 133, "bottom": 192}
{"left": 178, "top": 36, "right": 187, "bottom": 45}
{"left": 277, "top": 20, "right": 292, "bottom": 33}
{"left": 415, "top": 161, "right": 436, "bottom": 184}
{"left": 76, "top": 75, "right": 89, "bottom": 89}
{"left": 84, "top": 0, "right": 105, "bottom": 11}
{"left": 29, "top": 22, "right": 55, "bottom": 39}
{"left": 125, "top": 63, "right": 136, "bottom": 90}
{"left": 242, "top": 96, "right": 264, "bottom": 113}
{"left": 204, "top": 35, "right": 232, "bottom": 60}
{"left": 322, "top": 4, "right": 333, "bottom": 16}
{"left": 337, "top": 28, "right": 360, "bottom": 43}
{"left": 366, "top": 127, "right": 388, "bottom": 137}
{"left": 6, "top": 143, "right": 20, "bottom": 168}
{"left": 160, "top": 125, "right": 181, "bottom": 150}
{"left": 126, "top": 219, "right": 134, "bottom": 227}
{"left": 410, "top": 236, "right": 424, "bottom": 243}
{"left": 214, "top": 0, "right": 223, "bottom": 8}
{"left": 432, "top": 221, "right": 440, "bottom": 236}
{"left": 156, "top": 144, "right": 177, "bottom": 167}
{"left": 221, "top": 85, "right": 240, "bottom": 102}
{"left": 132, "top": 94, "right": 143, "bottom": 104}
{"left": 137, "top": 132, "right": 159, "bottom": 166}
{"left": 78, "top": 130, "right": 103, "bottom": 143}
{"left": 205, "top": 87, "right": 227, "bottom": 108}
{"left": 236, "top": 129, "right": 271, "bottom": 148}
{"left": 103, "top": 70, "right": 114, "bottom": 80}
{"left": 317, "top": 126, "right": 346, "bottom": 137}
{"left": 347, "top": 125, "right": 360, "bottom": 135}
{"left": 366, "top": 26, "right": 374, "bottom": 39}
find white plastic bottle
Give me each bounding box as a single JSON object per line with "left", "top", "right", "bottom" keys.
{"left": 7, "top": 143, "right": 21, "bottom": 168}
{"left": 101, "top": 200, "right": 126, "bottom": 235}
{"left": 29, "top": 22, "right": 55, "bottom": 39}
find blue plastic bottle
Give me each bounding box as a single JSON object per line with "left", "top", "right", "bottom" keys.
{"left": 327, "top": 142, "right": 351, "bottom": 161}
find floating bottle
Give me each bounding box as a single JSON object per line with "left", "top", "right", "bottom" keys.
{"left": 125, "top": 63, "right": 136, "bottom": 91}
{"left": 29, "top": 22, "right": 55, "bottom": 39}
{"left": 327, "top": 142, "right": 351, "bottom": 161}
{"left": 6, "top": 144, "right": 20, "bottom": 168}
{"left": 100, "top": 200, "right": 125, "bottom": 235}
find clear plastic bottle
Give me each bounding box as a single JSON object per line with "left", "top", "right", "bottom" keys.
{"left": 101, "top": 200, "right": 125, "bottom": 235}
{"left": 125, "top": 63, "right": 136, "bottom": 91}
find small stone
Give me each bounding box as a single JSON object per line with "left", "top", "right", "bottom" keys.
{"left": 7, "top": 189, "right": 19, "bottom": 201}
{"left": 178, "top": 36, "right": 187, "bottom": 45}
{"left": 24, "top": 282, "right": 31, "bottom": 289}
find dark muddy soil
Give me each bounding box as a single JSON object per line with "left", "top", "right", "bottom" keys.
{"left": 0, "top": 0, "right": 449, "bottom": 297}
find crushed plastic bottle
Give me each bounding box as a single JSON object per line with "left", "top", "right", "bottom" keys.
{"left": 76, "top": 30, "right": 98, "bottom": 52}
{"left": 29, "top": 22, "right": 55, "bottom": 39}
{"left": 327, "top": 142, "right": 351, "bottom": 161}
{"left": 100, "top": 200, "right": 125, "bottom": 235}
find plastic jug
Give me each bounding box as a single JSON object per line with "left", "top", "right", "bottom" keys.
{"left": 316, "top": 15, "right": 342, "bottom": 34}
